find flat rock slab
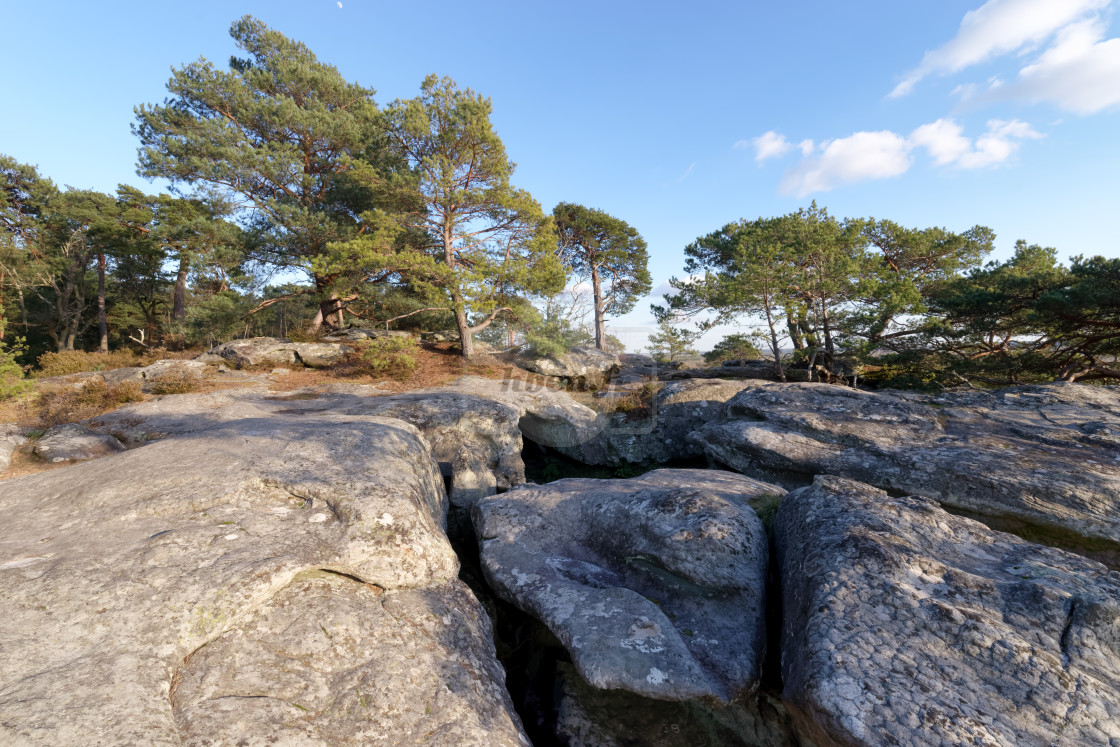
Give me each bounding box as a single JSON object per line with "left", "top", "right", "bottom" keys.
{"left": 474, "top": 468, "right": 777, "bottom": 704}
{"left": 508, "top": 345, "right": 621, "bottom": 387}
{"left": 0, "top": 413, "right": 526, "bottom": 745}
{"left": 199, "top": 337, "right": 352, "bottom": 368}
{"left": 33, "top": 422, "right": 125, "bottom": 463}
{"left": 775, "top": 475, "right": 1120, "bottom": 746}
{"left": 692, "top": 382, "right": 1120, "bottom": 551}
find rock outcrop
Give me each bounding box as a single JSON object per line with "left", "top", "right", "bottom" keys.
{"left": 0, "top": 425, "right": 27, "bottom": 471}
{"left": 561, "top": 379, "right": 754, "bottom": 466}
{"left": 509, "top": 345, "right": 621, "bottom": 388}
{"left": 692, "top": 382, "right": 1120, "bottom": 553}
{"left": 33, "top": 422, "right": 126, "bottom": 463}
{"left": 474, "top": 468, "right": 776, "bottom": 704}
{"left": 198, "top": 337, "right": 352, "bottom": 368}
{"left": 0, "top": 412, "right": 526, "bottom": 745}
{"left": 775, "top": 475, "right": 1120, "bottom": 746}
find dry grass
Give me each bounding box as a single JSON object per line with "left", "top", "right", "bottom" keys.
{"left": 34, "top": 348, "right": 205, "bottom": 378}
{"left": 148, "top": 369, "right": 208, "bottom": 396}
{"left": 38, "top": 378, "right": 146, "bottom": 426}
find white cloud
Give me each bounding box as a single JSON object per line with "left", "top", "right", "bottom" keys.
{"left": 750, "top": 131, "right": 792, "bottom": 163}
{"left": 779, "top": 131, "right": 912, "bottom": 196}
{"left": 798, "top": 139, "right": 815, "bottom": 156}
{"left": 890, "top": 0, "right": 1110, "bottom": 97}
{"left": 1011, "top": 17, "right": 1120, "bottom": 113}
{"left": 776, "top": 118, "right": 1042, "bottom": 195}
{"left": 910, "top": 119, "right": 972, "bottom": 165}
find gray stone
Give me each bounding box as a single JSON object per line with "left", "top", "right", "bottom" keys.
{"left": 137, "top": 358, "right": 211, "bottom": 381}
{"left": 561, "top": 379, "right": 754, "bottom": 466}
{"left": 510, "top": 345, "right": 621, "bottom": 387}
{"left": 0, "top": 424, "right": 27, "bottom": 471}
{"left": 34, "top": 423, "right": 125, "bottom": 463}
{"left": 0, "top": 412, "right": 526, "bottom": 745}
{"left": 775, "top": 475, "right": 1120, "bottom": 746}
{"left": 322, "top": 326, "right": 413, "bottom": 343}
{"left": 692, "top": 382, "right": 1120, "bottom": 553}
{"left": 173, "top": 574, "right": 527, "bottom": 747}
{"left": 200, "top": 337, "right": 352, "bottom": 368}
{"left": 474, "top": 468, "right": 776, "bottom": 704}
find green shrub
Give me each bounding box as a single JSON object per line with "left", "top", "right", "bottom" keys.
{"left": 35, "top": 350, "right": 145, "bottom": 378}
{"left": 703, "top": 333, "right": 762, "bottom": 364}
{"left": 350, "top": 336, "right": 420, "bottom": 380}
{"left": 39, "top": 378, "right": 146, "bottom": 425}
{"left": 750, "top": 492, "right": 785, "bottom": 530}
{"left": 0, "top": 338, "right": 33, "bottom": 400}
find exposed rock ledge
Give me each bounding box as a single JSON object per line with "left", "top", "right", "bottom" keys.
{"left": 0, "top": 412, "right": 526, "bottom": 745}
{"left": 692, "top": 382, "right": 1120, "bottom": 554}
{"left": 777, "top": 475, "right": 1120, "bottom": 746}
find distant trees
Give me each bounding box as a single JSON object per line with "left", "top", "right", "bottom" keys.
{"left": 666, "top": 204, "right": 995, "bottom": 384}
{"left": 703, "top": 333, "right": 761, "bottom": 364}
{"left": 553, "top": 203, "right": 650, "bottom": 351}
{"left": 647, "top": 320, "right": 698, "bottom": 365}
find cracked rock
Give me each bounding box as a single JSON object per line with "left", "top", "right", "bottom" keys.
{"left": 775, "top": 474, "right": 1120, "bottom": 746}
{"left": 474, "top": 468, "right": 776, "bottom": 704}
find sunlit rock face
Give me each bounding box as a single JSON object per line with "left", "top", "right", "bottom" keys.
{"left": 474, "top": 468, "right": 776, "bottom": 704}
{"left": 0, "top": 412, "right": 527, "bottom": 746}
{"left": 692, "top": 381, "right": 1120, "bottom": 554}
{"left": 775, "top": 475, "right": 1120, "bottom": 747}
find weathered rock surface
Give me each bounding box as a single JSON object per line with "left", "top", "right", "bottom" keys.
{"left": 0, "top": 425, "right": 27, "bottom": 471}
{"left": 322, "top": 326, "right": 412, "bottom": 343}
{"left": 87, "top": 376, "right": 600, "bottom": 505}
{"left": 554, "top": 663, "right": 800, "bottom": 747}
{"left": 775, "top": 475, "right": 1120, "bottom": 747}
{"left": 474, "top": 468, "right": 776, "bottom": 704}
{"left": 173, "top": 574, "right": 527, "bottom": 746}
{"left": 510, "top": 345, "right": 621, "bottom": 387}
{"left": 0, "top": 413, "right": 526, "bottom": 745}
{"left": 198, "top": 337, "right": 352, "bottom": 368}
{"left": 561, "top": 379, "right": 753, "bottom": 466}
{"left": 33, "top": 422, "right": 125, "bottom": 463}
{"left": 692, "top": 382, "right": 1120, "bottom": 552}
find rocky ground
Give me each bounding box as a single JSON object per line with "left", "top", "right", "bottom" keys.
{"left": 1, "top": 343, "right": 1118, "bottom": 745}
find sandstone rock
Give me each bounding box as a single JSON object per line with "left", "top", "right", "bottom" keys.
{"left": 510, "top": 345, "right": 621, "bottom": 387}
{"left": 431, "top": 375, "right": 606, "bottom": 450}
{"left": 173, "top": 574, "right": 527, "bottom": 746}
{"left": 0, "top": 413, "right": 525, "bottom": 745}
{"left": 137, "top": 358, "right": 211, "bottom": 381}
{"left": 34, "top": 423, "right": 126, "bottom": 463}
{"left": 199, "top": 337, "right": 352, "bottom": 368}
{"left": 561, "top": 379, "right": 754, "bottom": 466}
{"left": 0, "top": 425, "right": 27, "bottom": 471}
{"left": 691, "top": 382, "right": 1120, "bottom": 553}
{"left": 322, "top": 326, "right": 412, "bottom": 343}
{"left": 775, "top": 475, "right": 1120, "bottom": 746}
{"left": 474, "top": 468, "right": 776, "bottom": 704}
{"left": 421, "top": 329, "right": 459, "bottom": 343}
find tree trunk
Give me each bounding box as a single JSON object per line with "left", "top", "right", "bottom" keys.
{"left": 454, "top": 300, "right": 474, "bottom": 358}
{"left": 98, "top": 252, "right": 108, "bottom": 353}
{"left": 591, "top": 264, "right": 606, "bottom": 350}
{"left": 173, "top": 255, "right": 189, "bottom": 323}
{"left": 763, "top": 301, "right": 786, "bottom": 382}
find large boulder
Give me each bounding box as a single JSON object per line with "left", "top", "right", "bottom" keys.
{"left": 198, "top": 337, "right": 352, "bottom": 368}
{"left": 560, "top": 379, "right": 754, "bottom": 466}
{"left": 775, "top": 475, "right": 1120, "bottom": 746}
{"left": 692, "top": 382, "right": 1120, "bottom": 555}
{"left": 0, "top": 424, "right": 27, "bottom": 471}
{"left": 510, "top": 345, "right": 621, "bottom": 388}
{"left": 474, "top": 468, "right": 777, "bottom": 704}
{"left": 0, "top": 413, "right": 527, "bottom": 745}
{"left": 33, "top": 423, "right": 126, "bottom": 463}
{"left": 322, "top": 326, "right": 413, "bottom": 343}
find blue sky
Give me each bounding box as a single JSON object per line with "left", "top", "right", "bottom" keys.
{"left": 3, "top": 0, "right": 1118, "bottom": 350}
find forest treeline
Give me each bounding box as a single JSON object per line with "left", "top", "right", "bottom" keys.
{"left": 1, "top": 16, "right": 1116, "bottom": 392}
{"left": 0, "top": 16, "right": 648, "bottom": 369}
{"left": 656, "top": 203, "right": 1120, "bottom": 387}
